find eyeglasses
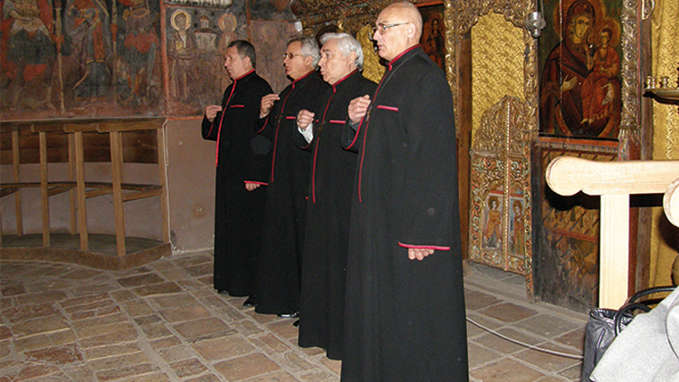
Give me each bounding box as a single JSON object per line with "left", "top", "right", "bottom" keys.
{"left": 372, "top": 22, "right": 409, "bottom": 35}
{"left": 282, "top": 53, "right": 304, "bottom": 60}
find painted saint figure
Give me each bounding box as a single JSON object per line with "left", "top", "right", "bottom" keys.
{"left": 167, "top": 9, "right": 195, "bottom": 103}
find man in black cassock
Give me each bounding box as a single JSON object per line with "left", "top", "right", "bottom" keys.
{"left": 295, "top": 33, "right": 376, "bottom": 360}
{"left": 254, "top": 37, "right": 329, "bottom": 316}
{"left": 341, "top": 2, "right": 469, "bottom": 381}
{"left": 201, "top": 40, "right": 272, "bottom": 304}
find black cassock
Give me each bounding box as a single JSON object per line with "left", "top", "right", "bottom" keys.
{"left": 340, "top": 47, "right": 469, "bottom": 382}
{"left": 201, "top": 70, "right": 272, "bottom": 296}
{"left": 254, "top": 70, "right": 329, "bottom": 314}
{"left": 297, "top": 70, "right": 376, "bottom": 360}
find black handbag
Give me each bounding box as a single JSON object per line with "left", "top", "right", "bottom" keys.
{"left": 581, "top": 286, "right": 676, "bottom": 382}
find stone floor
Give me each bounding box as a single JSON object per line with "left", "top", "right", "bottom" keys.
{"left": 0, "top": 252, "right": 588, "bottom": 381}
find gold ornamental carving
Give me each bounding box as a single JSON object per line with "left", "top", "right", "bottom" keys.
{"left": 444, "top": 0, "right": 538, "bottom": 142}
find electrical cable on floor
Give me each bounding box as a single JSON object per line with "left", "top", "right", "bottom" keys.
{"left": 466, "top": 316, "right": 584, "bottom": 360}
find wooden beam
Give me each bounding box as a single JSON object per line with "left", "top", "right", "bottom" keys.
{"left": 157, "top": 126, "right": 170, "bottom": 243}
{"left": 74, "top": 131, "right": 88, "bottom": 251}
{"left": 68, "top": 134, "right": 77, "bottom": 234}
{"left": 110, "top": 131, "right": 126, "bottom": 257}
{"left": 11, "top": 128, "right": 22, "bottom": 236}
{"left": 39, "top": 130, "right": 50, "bottom": 247}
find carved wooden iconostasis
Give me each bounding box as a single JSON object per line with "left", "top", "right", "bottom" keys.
{"left": 444, "top": 0, "right": 641, "bottom": 311}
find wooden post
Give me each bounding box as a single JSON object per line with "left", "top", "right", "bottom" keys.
{"left": 39, "top": 130, "right": 50, "bottom": 246}
{"left": 74, "top": 131, "right": 88, "bottom": 251}
{"left": 67, "top": 133, "right": 77, "bottom": 234}
{"left": 157, "top": 126, "right": 170, "bottom": 243}
{"left": 546, "top": 156, "right": 679, "bottom": 309}
{"left": 599, "top": 194, "right": 630, "bottom": 309}
{"left": 110, "top": 131, "right": 126, "bottom": 257}
{"left": 11, "top": 128, "right": 23, "bottom": 236}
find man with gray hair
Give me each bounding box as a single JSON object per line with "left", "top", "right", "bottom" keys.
{"left": 295, "top": 32, "right": 376, "bottom": 360}
{"left": 253, "top": 37, "right": 329, "bottom": 317}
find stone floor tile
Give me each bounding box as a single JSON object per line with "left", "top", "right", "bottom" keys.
{"left": 88, "top": 352, "right": 153, "bottom": 371}
{"left": 74, "top": 320, "right": 135, "bottom": 339}
{"left": 513, "top": 342, "right": 582, "bottom": 373}
{"left": 299, "top": 370, "right": 338, "bottom": 382}
{"left": 117, "top": 273, "right": 166, "bottom": 287}
{"left": 24, "top": 344, "right": 83, "bottom": 364}
{"left": 132, "top": 282, "right": 183, "bottom": 296}
{"left": 121, "top": 300, "right": 154, "bottom": 316}
{"left": 478, "top": 302, "right": 538, "bottom": 323}
{"left": 319, "top": 357, "right": 341, "bottom": 375}
{"left": 170, "top": 357, "right": 208, "bottom": 378}
{"left": 465, "top": 289, "right": 501, "bottom": 311}
{"left": 279, "top": 351, "right": 316, "bottom": 372}
{"left": 467, "top": 342, "right": 503, "bottom": 369}
{"left": 110, "top": 289, "right": 137, "bottom": 302}
{"left": 192, "top": 334, "right": 256, "bottom": 361}
{"left": 151, "top": 294, "right": 202, "bottom": 309}
{"left": 78, "top": 325, "right": 138, "bottom": 348}
{"left": 120, "top": 372, "right": 172, "bottom": 382}
{"left": 1, "top": 281, "right": 26, "bottom": 296}
{"left": 470, "top": 358, "right": 545, "bottom": 382}
{"left": 184, "top": 263, "right": 212, "bottom": 277}
{"left": 157, "top": 344, "right": 198, "bottom": 363}
{"left": 0, "top": 326, "right": 11, "bottom": 340}
{"left": 557, "top": 363, "right": 583, "bottom": 380}
{"left": 0, "top": 340, "right": 10, "bottom": 358}
{"left": 184, "top": 373, "right": 222, "bottom": 382}
{"left": 513, "top": 314, "right": 582, "bottom": 339}
{"left": 158, "top": 304, "right": 211, "bottom": 323}
{"left": 213, "top": 352, "right": 280, "bottom": 381}
{"left": 84, "top": 343, "right": 142, "bottom": 360}
{"left": 267, "top": 320, "right": 299, "bottom": 340}
{"left": 236, "top": 319, "right": 266, "bottom": 337}
{"left": 150, "top": 336, "right": 183, "bottom": 350}
{"left": 140, "top": 322, "right": 175, "bottom": 340}
{"left": 472, "top": 327, "right": 544, "bottom": 355}
{"left": 173, "top": 317, "right": 234, "bottom": 342}
{"left": 553, "top": 327, "right": 585, "bottom": 353}
{"left": 95, "top": 363, "right": 158, "bottom": 381}
{"left": 12, "top": 315, "right": 69, "bottom": 337}
{"left": 251, "top": 334, "right": 294, "bottom": 355}
{"left": 536, "top": 376, "right": 570, "bottom": 381}
{"left": 2, "top": 303, "right": 58, "bottom": 322}
{"left": 248, "top": 371, "right": 302, "bottom": 382}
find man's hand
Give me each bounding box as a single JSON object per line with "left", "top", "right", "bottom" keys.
{"left": 245, "top": 183, "right": 261, "bottom": 191}
{"left": 348, "top": 95, "right": 371, "bottom": 124}
{"left": 408, "top": 248, "right": 434, "bottom": 261}
{"left": 260, "top": 94, "right": 280, "bottom": 118}
{"left": 297, "top": 109, "right": 315, "bottom": 130}
{"left": 204, "top": 105, "right": 222, "bottom": 122}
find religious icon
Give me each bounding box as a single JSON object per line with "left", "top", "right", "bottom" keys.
{"left": 539, "top": 0, "right": 622, "bottom": 139}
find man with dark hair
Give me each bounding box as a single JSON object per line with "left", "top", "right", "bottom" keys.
{"left": 254, "top": 37, "right": 329, "bottom": 317}
{"left": 295, "top": 32, "right": 376, "bottom": 360}
{"left": 342, "top": 2, "right": 468, "bottom": 381}
{"left": 201, "top": 40, "right": 272, "bottom": 305}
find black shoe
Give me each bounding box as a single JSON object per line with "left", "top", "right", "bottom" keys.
{"left": 217, "top": 289, "right": 228, "bottom": 295}
{"left": 243, "top": 296, "right": 256, "bottom": 307}
{"left": 292, "top": 319, "right": 299, "bottom": 327}
{"left": 277, "top": 311, "right": 299, "bottom": 319}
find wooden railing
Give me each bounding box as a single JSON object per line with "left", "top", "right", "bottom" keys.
{"left": 546, "top": 157, "right": 679, "bottom": 309}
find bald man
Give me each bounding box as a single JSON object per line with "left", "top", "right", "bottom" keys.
{"left": 341, "top": 2, "right": 468, "bottom": 381}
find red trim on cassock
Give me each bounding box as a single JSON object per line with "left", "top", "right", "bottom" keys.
{"left": 329, "top": 120, "right": 346, "bottom": 124}
{"left": 243, "top": 180, "right": 268, "bottom": 186}
{"left": 376, "top": 105, "right": 399, "bottom": 112}
{"left": 230, "top": 104, "right": 245, "bottom": 108}
{"left": 398, "top": 242, "right": 451, "bottom": 251}
{"left": 285, "top": 116, "right": 297, "bottom": 120}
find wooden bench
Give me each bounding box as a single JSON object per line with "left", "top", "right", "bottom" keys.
{"left": 546, "top": 157, "right": 679, "bottom": 308}
{"left": 1, "top": 118, "right": 169, "bottom": 258}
